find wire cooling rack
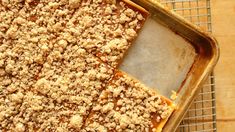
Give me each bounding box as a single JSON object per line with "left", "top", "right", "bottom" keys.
{"left": 157, "top": 0, "right": 217, "bottom": 131}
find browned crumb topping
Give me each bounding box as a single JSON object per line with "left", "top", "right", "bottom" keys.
{"left": 0, "top": 0, "right": 173, "bottom": 131}
{"left": 84, "top": 72, "right": 173, "bottom": 132}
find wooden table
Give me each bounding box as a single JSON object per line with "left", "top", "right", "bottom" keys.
{"left": 211, "top": 0, "right": 235, "bottom": 131}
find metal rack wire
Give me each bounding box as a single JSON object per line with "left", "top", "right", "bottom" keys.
{"left": 158, "top": 0, "right": 217, "bottom": 131}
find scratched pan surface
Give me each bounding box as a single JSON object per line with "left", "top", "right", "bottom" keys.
{"left": 119, "top": 0, "right": 219, "bottom": 131}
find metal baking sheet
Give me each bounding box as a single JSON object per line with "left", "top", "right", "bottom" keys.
{"left": 159, "top": 0, "right": 217, "bottom": 131}
{"left": 119, "top": 0, "right": 219, "bottom": 131}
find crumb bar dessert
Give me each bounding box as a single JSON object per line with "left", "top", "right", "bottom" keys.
{"left": 0, "top": 0, "right": 174, "bottom": 131}
{"left": 75, "top": 0, "right": 149, "bottom": 67}
{"left": 1, "top": 0, "right": 148, "bottom": 68}
{"left": 84, "top": 71, "right": 174, "bottom": 132}
{"left": 0, "top": 45, "right": 114, "bottom": 131}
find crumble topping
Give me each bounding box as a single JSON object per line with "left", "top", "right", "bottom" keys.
{"left": 70, "top": 114, "right": 83, "bottom": 129}
{"left": 0, "top": 0, "right": 173, "bottom": 131}
{"left": 69, "top": 0, "right": 81, "bottom": 9}
{"left": 15, "top": 122, "right": 25, "bottom": 132}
